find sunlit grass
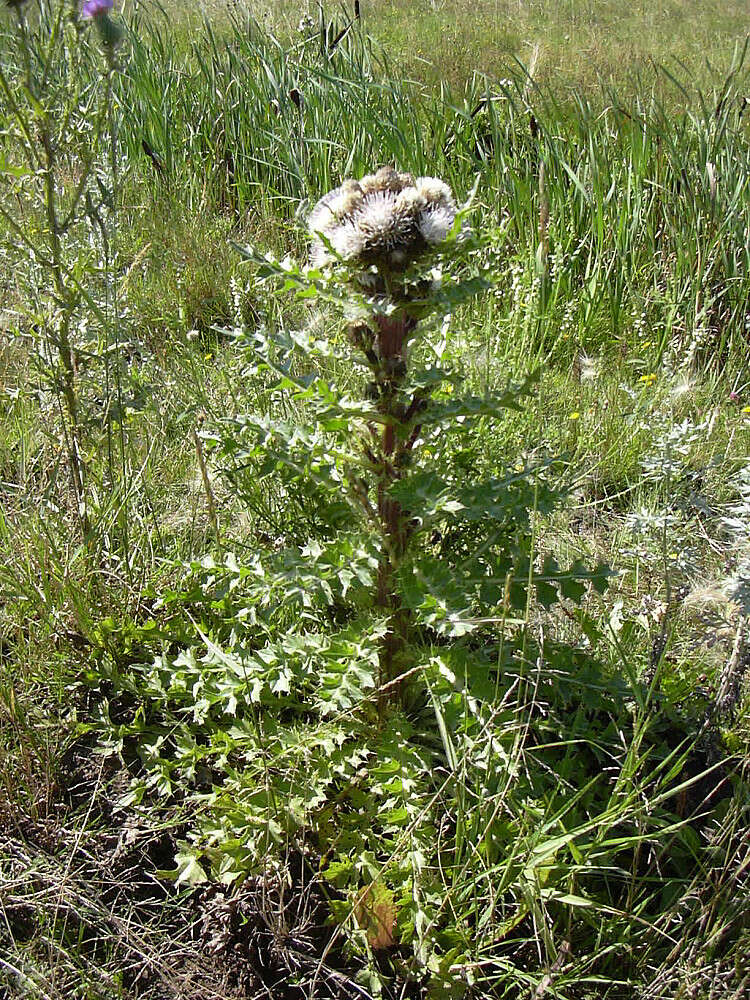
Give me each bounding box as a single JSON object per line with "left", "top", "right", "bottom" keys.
{"left": 134, "top": 0, "right": 750, "bottom": 95}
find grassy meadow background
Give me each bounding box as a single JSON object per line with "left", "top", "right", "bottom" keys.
{"left": 1, "top": 1, "right": 749, "bottom": 998}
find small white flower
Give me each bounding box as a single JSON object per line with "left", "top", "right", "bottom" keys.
{"left": 418, "top": 204, "right": 455, "bottom": 244}
{"left": 415, "top": 177, "right": 452, "bottom": 204}
{"left": 329, "top": 220, "right": 365, "bottom": 260}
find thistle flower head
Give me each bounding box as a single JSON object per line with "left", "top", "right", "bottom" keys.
{"left": 80, "top": 0, "right": 122, "bottom": 53}
{"left": 81, "top": 0, "right": 113, "bottom": 16}
{"left": 309, "top": 167, "right": 457, "bottom": 270}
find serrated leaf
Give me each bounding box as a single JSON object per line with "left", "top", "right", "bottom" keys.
{"left": 421, "top": 370, "right": 541, "bottom": 425}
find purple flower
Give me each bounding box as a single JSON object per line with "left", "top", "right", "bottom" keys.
{"left": 81, "top": 0, "right": 113, "bottom": 18}
{"left": 80, "top": 0, "right": 122, "bottom": 51}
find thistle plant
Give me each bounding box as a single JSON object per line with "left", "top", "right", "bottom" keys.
{"left": 215, "top": 167, "right": 609, "bottom": 715}
{"left": 91, "top": 167, "right": 614, "bottom": 980}
{"left": 92, "top": 166, "right": 619, "bottom": 987}
{"left": 308, "top": 168, "right": 462, "bottom": 700}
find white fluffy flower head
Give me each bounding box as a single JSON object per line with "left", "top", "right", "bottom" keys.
{"left": 309, "top": 166, "right": 457, "bottom": 270}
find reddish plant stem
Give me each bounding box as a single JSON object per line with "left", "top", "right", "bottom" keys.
{"left": 372, "top": 311, "right": 417, "bottom": 714}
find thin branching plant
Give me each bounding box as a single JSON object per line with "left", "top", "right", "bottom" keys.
{"left": 0, "top": 0, "right": 126, "bottom": 555}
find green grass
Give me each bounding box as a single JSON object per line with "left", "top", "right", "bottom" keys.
{"left": 1, "top": 2, "right": 749, "bottom": 998}
{"left": 143, "top": 0, "right": 750, "bottom": 95}
{"left": 368, "top": 0, "right": 750, "bottom": 93}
